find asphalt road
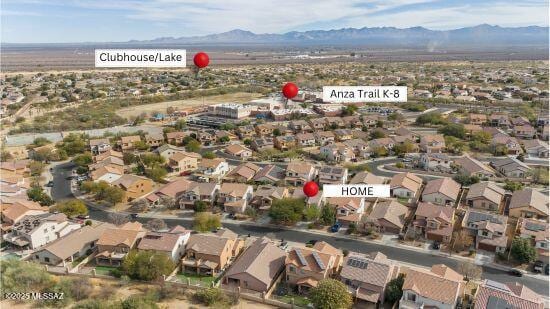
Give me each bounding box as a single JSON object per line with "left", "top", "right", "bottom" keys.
{"left": 50, "top": 162, "right": 550, "bottom": 296}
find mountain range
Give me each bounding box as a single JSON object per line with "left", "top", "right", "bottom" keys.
{"left": 132, "top": 24, "right": 549, "bottom": 47}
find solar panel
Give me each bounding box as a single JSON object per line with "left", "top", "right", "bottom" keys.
{"left": 295, "top": 249, "right": 308, "bottom": 266}
{"left": 312, "top": 252, "right": 325, "bottom": 270}
{"left": 487, "top": 296, "right": 516, "bottom": 309}
{"left": 347, "top": 258, "right": 368, "bottom": 269}
{"left": 525, "top": 221, "right": 546, "bottom": 231}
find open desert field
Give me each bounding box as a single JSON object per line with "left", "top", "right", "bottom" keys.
{"left": 115, "top": 92, "right": 264, "bottom": 118}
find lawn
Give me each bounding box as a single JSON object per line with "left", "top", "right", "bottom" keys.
{"left": 95, "top": 265, "right": 120, "bottom": 276}
{"left": 176, "top": 272, "right": 217, "bottom": 287}
{"left": 278, "top": 294, "right": 311, "bottom": 307}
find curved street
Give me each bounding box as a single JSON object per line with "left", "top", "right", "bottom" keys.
{"left": 51, "top": 162, "right": 550, "bottom": 297}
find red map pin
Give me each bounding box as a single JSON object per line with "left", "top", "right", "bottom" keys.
{"left": 282, "top": 82, "right": 299, "bottom": 99}
{"left": 303, "top": 181, "right": 319, "bottom": 198}
{"left": 193, "top": 52, "right": 210, "bottom": 68}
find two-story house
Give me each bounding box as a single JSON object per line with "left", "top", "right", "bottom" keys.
{"left": 137, "top": 225, "right": 190, "bottom": 261}
{"left": 285, "top": 162, "right": 316, "bottom": 186}
{"left": 412, "top": 202, "right": 454, "bottom": 244}
{"left": 95, "top": 222, "right": 146, "bottom": 266}
{"left": 218, "top": 183, "right": 254, "bottom": 214}
{"left": 196, "top": 158, "right": 230, "bottom": 182}
{"left": 465, "top": 182, "right": 505, "bottom": 212}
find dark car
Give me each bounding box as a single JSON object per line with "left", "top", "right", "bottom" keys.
{"left": 305, "top": 240, "right": 318, "bottom": 247}
{"left": 508, "top": 269, "right": 523, "bottom": 277}
{"left": 533, "top": 260, "right": 544, "bottom": 273}
{"left": 545, "top": 264, "right": 549, "bottom": 276}
{"left": 432, "top": 241, "right": 441, "bottom": 250}
{"left": 76, "top": 215, "right": 90, "bottom": 219}
{"left": 45, "top": 181, "right": 54, "bottom": 187}
{"left": 330, "top": 223, "right": 341, "bottom": 233}
{"left": 129, "top": 213, "right": 139, "bottom": 219}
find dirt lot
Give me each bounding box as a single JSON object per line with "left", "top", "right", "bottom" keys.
{"left": 115, "top": 92, "right": 263, "bottom": 118}
{"left": 0, "top": 277, "right": 275, "bottom": 309}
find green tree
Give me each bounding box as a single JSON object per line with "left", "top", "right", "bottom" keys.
{"left": 439, "top": 123, "right": 466, "bottom": 139}
{"left": 102, "top": 186, "right": 125, "bottom": 205}
{"left": 193, "top": 212, "right": 221, "bottom": 232}
{"left": 385, "top": 273, "right": 405, "bottom": 304}
{"left": 393, "top": 141, "right": 416, "bottom": 156}
{"left": 310, "top": 279, "right": 352, "bottom": 309}
{"left": 185, "top": 139, "right": 201, "bottom": 153}
{"left": 73, "top": 152, "right": 93, "bottom": 167}
{"left": 218, "top": 136, "right": 230, "bottom": 143}
{"left": 145, "top": 166, "right": 168, "bottom": 182}
{"left": 202, "top": 151, "right": 216, "bottom": 159}
{"left": 123, "top": 152, "right": 138, "bottom": 165}
{"left": 269, "top": 198, "right": 305, "bottom": 225}
{"left": 370, "top": 129, "right": 387, "bottom": 139}
{"left": 27, "top": 185, "right": 54, "bottom": 206}
{"left": 28, "top": 161, "right": 46, "bottom": 176}
{"left": 194, "top": 288, "right": 228, "bottom": 307}
{"left": 304, "top": 205, "right": 320, "bottom": 221}
{"left": 51, "top": 199, "right": 88, "bottom": 218}
{"left": 415, "top": 112, "right": 447, "bottom": 126}
{"left": 453, "top": 174, "right": 479, "bottom": 186}
{"left": 370, "top": 146, "right": 388, "bottom": 158}
{"left": 511, "top": 237, "right": 537, "bottom": 263}
{"left": 319, "top": 204, "right": 336, "bottom": 225}
{"left": 122, "top": 250, "right": 175, "bottom": 281}
{"left": 57, "top": 133, "right": 87, "bottom": 156}
{"left": 193, "top": 200, "right": 208, "bottom": 212}
{"left": 1, "top": 259, "right": 55, "bottom": 295}
{"left": 504, "top": 180, "right": 524, "bottom": 192}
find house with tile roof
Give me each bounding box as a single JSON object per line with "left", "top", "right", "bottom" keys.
{"left": 223, "top": 237, "right": 286, "bottom": 293}
{"left": 89, "top": 138, "right": 112, "bottom": 154}
{"left": 144, "top": 132, "right": 165, "bottom": 148}
{"left": 421, "top": 177, "right": 461, "bottom": 206}
{"left": 0, "top": 200, "right": 47, "bottom": 232}
{"left": 118, "top": 135, "right": 141, "bottom": 151}
{"left": 516, "top": 218, "right": 549, "bottom": 255}
{"left": 218, "top": 183, "right": 253, "bottom": 214}
{"left": 399, "top": 265, "right": 464, "bottom": 309}
{"left": 252, "top": 164, "right": 285, "bottom": 184}
{"left": 490, "top": 157, "right": 532, "bottom": 178}
{"left": 176, "top": 181, "right": 219, "bottom": 209}
{"left": 90, "top": 165, "right": 124, "bottom": 184}
{"left": 137, "top": 225, "right": 190, "bottom": 261}
{"left": 168, "top": 151, "right": 201, "bottom": 174}
{"left": 453, "top": 155, "right": 496, "bottom": 178}
{"left": 509, "top": 188, "right": 548, "bottom": 220}
{"left": 4, "top": 213, "right": 81, "bottom": 249}
{"left": 474, "top": 280, "right": 544, "bottom": 309}
{"left": 340, "top": 252, "right": 398, "bottom": 306}
{"left": 285, "top": 244, "right": 341, "bottom": 293}
{"left": 412, "top": 202, "right": 454, "bottom": 244}
{"left": 521, "top": 139, "right": 549, "bottom": 158}
{"left": 250, "top": 186, "right": 289, "bottom": 211}
{"left": 362, "top": 200, "right": 409, "bottom": 234}
{"left": 285, "top": 162, "right": 316, "bottom": 186}
{"left": 349, "top": 171, "right": 385, "bottom": 185}
{"left": 95, "top": 222, "right": 146, "bottom": 266}
{"left": 465, "top": 182, "right": 505, "bottom": 212}
{"left": 112, "top": 174, "right": 154, "bottom": 202}
{"left": 327, "top": 197, "right": 366, "bottom": 226}
{"left": 318, "top": 166, "right": 348, "bottom": 185}
{"left": 225, "top": 144, "right": 252, "bottom": 158}
{"left": 182, "top": 229, "right": 244, "bottom": 276}
{"left": 196, "top": 158, "right": 230, "bottom": 182}
{"left": 419, "top": 134, "right": 445, "bottom": 153}
{"left": 33, "top": 222, "right": 115, "bottom": 266}
{"left": 225, "top": 162, "right": 261, "bottom": 183}
{"left": 463, "top": 209, "right": 508, "bottom": 253}
{"left": 389, "top": 172, "right": 423, "bottom": 199}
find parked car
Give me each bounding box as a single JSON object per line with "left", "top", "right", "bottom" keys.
{"left": 305, "top": 240, "right": 318, "bottom": 248}
{"left": 279, "top": 241, "right": 288, "bottom": 250}
{"left": 179, "top": 170, "right": 192, "bottom": 176}
{"left": 129, "top": 213, "right": 139, "bottom": 219}
{"left": 76, "top": 215, "right": 90, "bottom": 219}
{"left": 508, "top": 269, "right": 523, "bottom": 277}
{"left": 330, "top": 223, "right": 341, "bottom": 233}
{"left": 545, "top": 264, "right": 549, "bottom": 276}
{"left": 533, "top": 260, "right": 544, "bottom": 273}
{"left": 45, "top": 181, "right": 54, "bottom": 187}
{"left": 432, "top": 241, "right": 441, "bottom": 250}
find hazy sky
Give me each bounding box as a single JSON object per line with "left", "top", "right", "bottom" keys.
{"left": 2, "top": 0, "right": 548, "bottom": 43}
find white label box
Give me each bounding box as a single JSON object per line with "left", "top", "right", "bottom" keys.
{"left": 322, "top": 86, "right": 407, "bottom": 103}
{"left": 95, "top": 49, "right": 186, "bottom": 68}
{"left": 323, "top": 184, "right": 390, "bottom": 198}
